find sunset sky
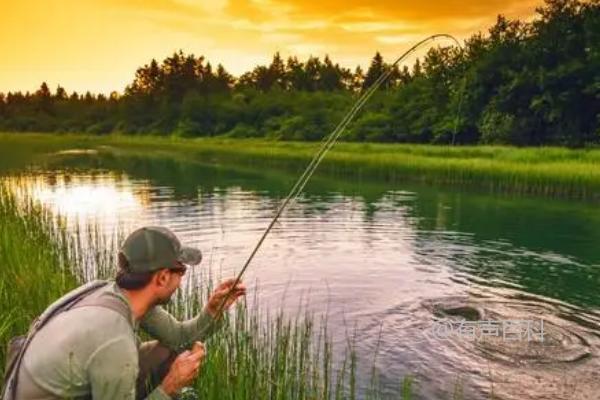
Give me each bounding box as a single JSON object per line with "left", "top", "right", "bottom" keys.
{"left": 1, "top": 0, "right": 543, "bottom": 95}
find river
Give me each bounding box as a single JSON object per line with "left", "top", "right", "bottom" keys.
{"left": 3, "top": 146, "right": 600, "bottom": 399}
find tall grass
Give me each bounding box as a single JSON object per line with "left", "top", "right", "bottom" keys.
{"left": 2, "top": 133, "right": 599, "bottom": 200}
{"left": 0, "top": 185, "right": 418, "bottom": 399}
{"left": 0, "top": 185, "right": 77, "bottom": 374}
{"left": 111, "top": 136, "right": 600, "bottom": 200}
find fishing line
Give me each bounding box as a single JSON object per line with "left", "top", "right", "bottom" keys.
{"left": 214, "top": 33, "right": 464, "bottom": 316}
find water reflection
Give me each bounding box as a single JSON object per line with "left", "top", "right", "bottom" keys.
{"left": 13, "top": 174, "right": 144, "bottom": 218}
{"left": 3, "top": 151, "right": 600, "bottom": 400}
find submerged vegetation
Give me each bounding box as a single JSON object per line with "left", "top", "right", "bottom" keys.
{"left": 0, "top": 0, "right": 598, "bottom": 146}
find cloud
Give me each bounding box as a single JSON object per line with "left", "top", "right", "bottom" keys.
{"left": 98, "top": 0, "right": 205, "bottom": 17}
{"left": 269, "top": 0, "right": 542, "bottom": 23}
{"left": 117, "top": 0, "right": 543, "bottom": 73}
{"left": 130, "top": 0, "right": 543, "bottom": 51}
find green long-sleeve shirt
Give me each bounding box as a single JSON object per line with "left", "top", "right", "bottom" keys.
{"left": 13, "top": 280, "right": 219, "bottom": 399}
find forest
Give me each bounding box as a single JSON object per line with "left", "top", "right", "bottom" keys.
{"left": 0, "top": 0, "right": 598, "bottom": 146}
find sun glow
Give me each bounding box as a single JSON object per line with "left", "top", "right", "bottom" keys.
{"left": 0, "top": 0, "right": 542, "bottom": 95}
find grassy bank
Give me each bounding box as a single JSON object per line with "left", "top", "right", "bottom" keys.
{"left": 2, "top": 132, "right": 599, "bottom": 200}
{"left": 0, "top": 185, "right": 421, "bottom": 399}
{"left": 0, "top": 185, "right": 78, "bottom": 363}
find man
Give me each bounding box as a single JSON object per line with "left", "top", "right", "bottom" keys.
{"left": 8, "top": 226, "right": 245, "bottom": 399}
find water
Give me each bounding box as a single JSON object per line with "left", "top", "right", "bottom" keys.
{"left": 3, "top": 148, "right": 600, "bottom": 399}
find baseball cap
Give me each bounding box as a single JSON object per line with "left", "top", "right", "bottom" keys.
{"left": 120, "top": 226, "right": 202, "bottom": 273}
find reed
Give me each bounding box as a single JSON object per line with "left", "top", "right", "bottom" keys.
{"left": 0, "top": 185, "right": 77, "bottom": 375}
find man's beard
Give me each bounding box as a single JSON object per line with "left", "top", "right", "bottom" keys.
{"left": 155, "top": 289, "right": 176, "bottom": 306}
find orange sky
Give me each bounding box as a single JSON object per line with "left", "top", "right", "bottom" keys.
{"left": 0, "top": 0, "right": 543, "bottom": 95}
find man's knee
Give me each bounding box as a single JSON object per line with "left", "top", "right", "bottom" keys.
{"left": 137, "top": 341, "right": 177, "bottom": 398}
{"left": 139, "top": 341, "right": 175, "bottom": 367}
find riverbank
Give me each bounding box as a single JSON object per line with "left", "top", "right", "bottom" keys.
{"left": 2, "top": 133, "right": 599, "bottom": 200}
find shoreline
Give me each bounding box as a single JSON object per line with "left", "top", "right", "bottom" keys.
{"left": 1, "top": 132, "right": 599, "bottom": 201}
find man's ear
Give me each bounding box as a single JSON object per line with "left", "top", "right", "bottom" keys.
{"left": 153, "top": 269, "right": 170, "bottom": 287}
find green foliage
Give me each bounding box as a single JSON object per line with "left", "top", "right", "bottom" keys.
{"left": 0, "top": 0, "right": 599, "bottom": 146}
{"left": 224, "top": 123, "right": 261, "bottom": 138}
{"left": 349, "top": 112, "right": 393, "bottom": 142}
{"left": 478, "top": 107, "right": 517, "bottom": 144}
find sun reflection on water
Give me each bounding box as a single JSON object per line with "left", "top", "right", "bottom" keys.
{"left": 5, "top": 172, "right": 146, "bottom": 221}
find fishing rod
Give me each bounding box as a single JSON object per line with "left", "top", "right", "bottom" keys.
{"left": 213, "top": 33, "right": 463, "bottom": 316}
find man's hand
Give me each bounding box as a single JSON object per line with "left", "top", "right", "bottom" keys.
{"left": 160, "top": 342, "right": 206, "bottom": 396}
{"left": 206, "top": 278, "right": 246, "bottom": 318}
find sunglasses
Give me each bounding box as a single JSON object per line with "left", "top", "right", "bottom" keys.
{"left": 170, "top": 262, "right": 188, "bottom": 276}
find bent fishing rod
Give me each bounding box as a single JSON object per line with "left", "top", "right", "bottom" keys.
{"left": 214, "top": 33, "right": 463, "bottom": 316}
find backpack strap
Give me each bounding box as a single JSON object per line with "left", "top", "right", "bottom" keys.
{"left": 33, "top": 280, "right": 110, "bottom": 331}
{"left": 2, "top": 280, "right": 112, "bottom": 400}
{"left": 69, "top": 288, "right": 133, "bottom": 327}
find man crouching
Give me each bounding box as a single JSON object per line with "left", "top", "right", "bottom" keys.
{"left": 5, "top": 226, "right": 245, "bottom": 399}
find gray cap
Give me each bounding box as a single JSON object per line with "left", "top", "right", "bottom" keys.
{"left": 120, "top": 226, "right": 202, "bottom": 273}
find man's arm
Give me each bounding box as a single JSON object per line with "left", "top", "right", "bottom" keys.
{"left": 140, "top": 279, "right": 246, "bottom": 352}
{"left": 140, "top": 306, "right": 222, "bottom": 352}
{"left": 87, "top": 336, "right": 171, "bottom": 400}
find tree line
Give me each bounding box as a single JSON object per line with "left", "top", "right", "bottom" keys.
{"left": 0, "top": 0, "right": 598, "bottom": 146}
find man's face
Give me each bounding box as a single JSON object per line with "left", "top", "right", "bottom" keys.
{"left": 154, "top": 263, "right": 187, "bottom": 305}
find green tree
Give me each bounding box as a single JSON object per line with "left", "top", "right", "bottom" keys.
{"left": 362, "top": 52, "right": 386, "bottom": 90}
